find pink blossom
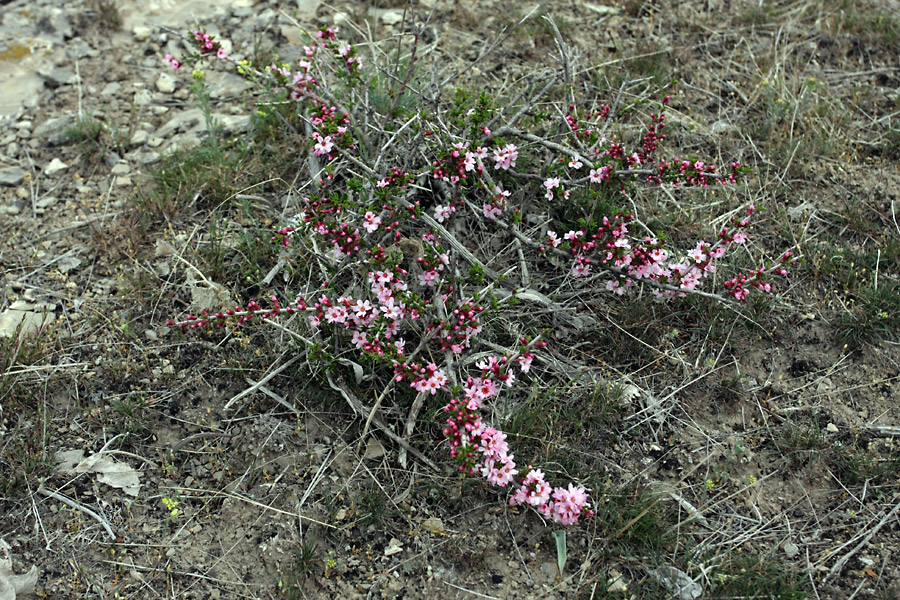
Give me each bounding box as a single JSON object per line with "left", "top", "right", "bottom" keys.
{"left": 519, "top": 354, "right": 534, "bottom": 373}
{"left": 687, "top": 244, "right": 707, "bottom": 263}
{"left": 483, "top": 203, "right": 502, "bottom": 218}
{"left": 324, "top": 305, "right": 348, "bottom": 324}
{"left": 434, "top": 204, "right": 453, "bottom": 223}
{"left": 606, "top": 279, "right": 626, "bottom": 295}
{"left": 164, "top": 54, "right": 182, "bottom": 70}
{"left": 312, "top": 134, "right": 334, "bottom": 156}
{"left": 418, "top": 269, "right": 439, "bottom": 287}
{"left": 492, "top": 144, "right": 518, "bottom": 170}
{"left": 572, "top": 262, "right": 590, "bottom": 278}
{"left": 362, "top": 211, "right": 382, "bottom": 233}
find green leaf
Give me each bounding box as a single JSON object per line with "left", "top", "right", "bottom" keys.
{"left": 551, "top": 529, "right": 567, "bottom": 575}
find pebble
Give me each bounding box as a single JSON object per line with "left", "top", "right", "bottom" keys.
{"left": 156, "top": 73, "right": 177, "bottom": 93}
{"left": 100, "top": 82, "right": 121, "bottom": 96}
{"left": 43, "top": 158, "right": 68, "bottom": 177}
{"left": 110, "top": 162, "right": 131, "bottom": 175}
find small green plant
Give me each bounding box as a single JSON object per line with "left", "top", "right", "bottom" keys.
{"left": 88, "top": 0, "right": 120, "bottom": 31}
{"left": 161, "top": 17, "right": 790, "bottom": 531}
{"left": 278, "top": 536, "right": 323, "bottom": 595}
{"left": 710, "top": 552, "right": 808, "bottom": 599}
{"left": 64, "top": 116, "right": 106, "bottom": 154}
{"left": 838, "top": 282, "right": 900, "bottom": 344}
{"left": 161, "top": 495, "right": 180, "bottom": 520}
{"left": 106, "top": 393, "right": 153, "bottom": 443}
{"left": 358, "top": 487, "right": 392, "bottom": 527}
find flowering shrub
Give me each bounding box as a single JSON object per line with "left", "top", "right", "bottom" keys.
{"left": 163, "top": 20, "right": 793, "bottom": 526}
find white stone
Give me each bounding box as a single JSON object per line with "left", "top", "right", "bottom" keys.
{"left": 381, "top": 10, "right": 403, "bottom": 25}
{"left": 133, "top": 89, "right": 153, "bottom": 106}
{"left": 100, "top": 82, "right": 121, "bottom": 96}
{"left": 133, "top": 25, "right": 153, "bottom": 41}
{"left": 130, "top": 129, "right": 149, "bottom": 146}
{"left": 0, "top": 309, "right": 52, "bottom": 340}
{"left": 111, "top": 162, "right": 131, "bottom": 175}
{"left": 44, "top": 158, "right": 68, "bottom": 177}
{"left": 156, "top": 73, "right": 177, "bottom": 93}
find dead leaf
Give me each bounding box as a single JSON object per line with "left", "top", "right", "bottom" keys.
{"left": 57, "top": 450, "right": 142, "bottom": 497}
{"left": 0, "top": 539, "right": 38, "bottom": 600}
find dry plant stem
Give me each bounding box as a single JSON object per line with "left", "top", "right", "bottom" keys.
{"left": 37, "top": 485, "right": 117, "bottom": 541}
{"left": 356, "top": 377, "right": 397, "bottom": 455}
{"left": 821, "top": 497, "right": 900, "bottom": 584}
{"left": 223, "top": 355, "right": 300, "bottom": 411}
{"left": 103, "top": 559, "right": 255, "bottom": 589}
{"left": 864, "top": 424, "right": 900, "bottom": 437}
{"left": 358, "top": 324, "right": 437, "bottom": 455}
{"left": 483, "top": 73, "right": 559, "bottom": 135}
{"left": 399, "top": 392, "right": 430, "bottom": 469}
{"left": 394, "top": 192, "right": 502, "bottom": 280}
{"left": 442, "top": 582, "right": 502, "bottom": 600}
{"left": 298, "top": 449, "right": 333, "bottom": 509}
{"left": 173, "top": 486, "right": 335, "bottom": 528}
{"left": 490, "top": 126, "right": 590, "bottom": 167}
{"left": 327, "top": 372, "right": 439, "bottom": 472}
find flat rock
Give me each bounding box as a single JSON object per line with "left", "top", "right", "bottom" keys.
{"left": 100, "top": 82, "right": 121, "bottom": 96}
{"left": 0, "top": 167, "right": 26, "bottom": 186}
{"left": 0, "top": 308, "right": 53, "bottom": 340}
{"left": 38, "top": 65, "right": 77, "bottom": 88}
{"left": 295, "top": 0, "right": 321, "bottom": 20}
{"left": 205, "top": 70, "right": 251, "bottom": 99}
{"left": 110, "top": 162, "right": 131, "bottom": 175}
{"left": 34, "top": 114, "right": 76, "bottom": 146}
{"left": 158, "top": 108, "right": 204, "bottom": 137}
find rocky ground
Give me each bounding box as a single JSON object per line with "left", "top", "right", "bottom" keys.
{"left": 2, "top": 0, "right": 900, "bottom": 599}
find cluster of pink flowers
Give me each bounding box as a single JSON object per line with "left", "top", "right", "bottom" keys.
{"left": 272, "top": 226, "right": 295, "bottom": 248}
{"left": 564, "top": 103, "right": 609, "bottom": 141}
{"left": 316, "top": 27, "right": 362, "bottom": 78}
{"left": 430, "top": 142, "right": 522, "bottom": 186}
{"left": 440, "top": 341, "right": 593, "bottom": 525}
{"left": 538, "top": 206, "right": 791, "bottom": 295}
{"left": 393, "top": 362, "right": 449, "bottom": 395}
{"left": 427, "top": 301, "right": 485, "bottom": 354}
{"left": 266, "top": 60, "right": 317, "bottom": 98}
{"left": 432, "top": 142, "right": 486, "bottom": 184}
{"left": 375, "top": 167, "right": 414, "bottom": 193}
{"left": 263, "top": 27, "right": 360, "bottom": 100}
{"left": 492, "top": 143, "right": 519, "bottom": 170}
{"left": 193, "top": 29, "right": 227, "bottom": 59}
{"left": 483, "top": 186, "right": 510, "bottom": 219}
{"left": 164, "top": 54, "right": 183, "bottom": 70}
{"left": 165, "top": 29, "right": 227, "bottom": 69}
